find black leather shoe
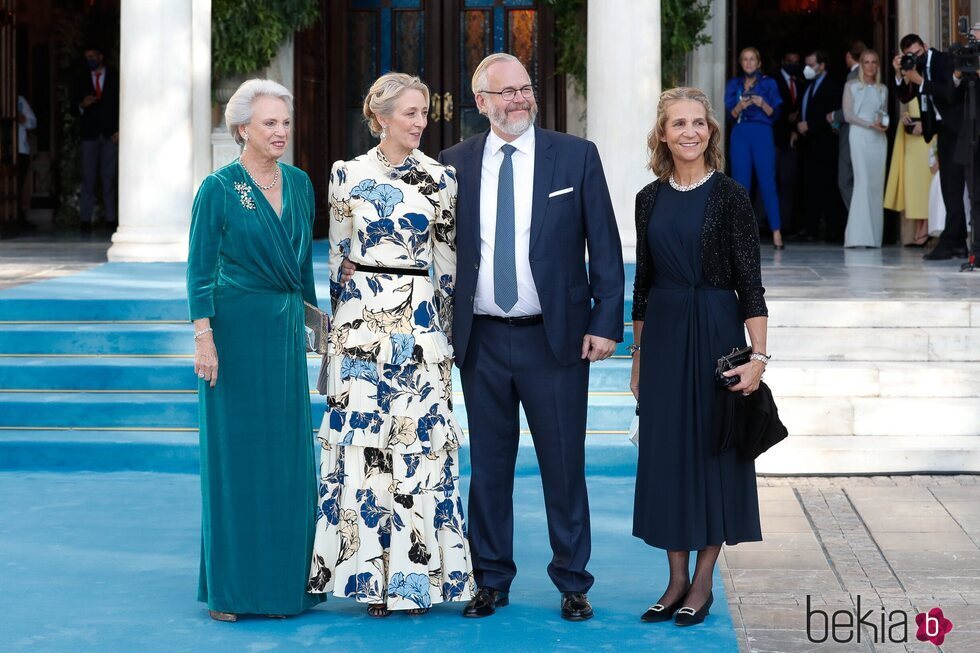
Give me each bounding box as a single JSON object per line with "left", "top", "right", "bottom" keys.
{"left": 462, "top": 587, "right": 508, "bottom": 618}
{"left": 674, "top": 591, "right": 713, "bottom": 627}
{"left": 560, "top": 592, "right": 594, "bottom": 621}
{"left": 641, "top": 593, "right": 686, "bottom": 623}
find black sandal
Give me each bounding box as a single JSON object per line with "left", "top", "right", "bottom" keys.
{"left": 367, "top": 603, "right": 391, "bottom": 618}
{"left": 406, "top": 607, "right": 430, "bottom": 616}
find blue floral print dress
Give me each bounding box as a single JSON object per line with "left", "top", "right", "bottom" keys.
{"left": 307, "top": 147, "right": 474, "bottom": 611}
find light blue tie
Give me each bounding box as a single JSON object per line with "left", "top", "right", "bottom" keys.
{"left": 494, "top": 144, "right": 518, "bottom": 312}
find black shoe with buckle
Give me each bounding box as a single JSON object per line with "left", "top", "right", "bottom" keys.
{"left": 462, "top": 587, "right": 508, "bottom": 618}
{"left": 641, "top": 593, "right": 687, "bottom": 623}
{"left": 560, "top": 592, "right": 594, "bottom": 621}
{"left": 674, "top": 591, "right": 713, "bottom": 627}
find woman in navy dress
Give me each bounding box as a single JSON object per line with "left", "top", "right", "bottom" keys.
{"left": 725, "top": 47, "right": 784, "bottom": 249}
{"left": 630, "top": 87, "right": 770, "bottom": 627}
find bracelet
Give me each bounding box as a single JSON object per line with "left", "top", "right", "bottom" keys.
{"left": 749, "top": 352, "right": 771, "bottom": 365}
{"left": 194, "top": 327, "right": 213, "bottom": 341}
{"left": 627, "top": 343, "right": 641, "bottom": 356}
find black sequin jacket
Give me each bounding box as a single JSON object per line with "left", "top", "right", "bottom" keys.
{"left": 631, "top": 174, "right": 768, "bottom": 322}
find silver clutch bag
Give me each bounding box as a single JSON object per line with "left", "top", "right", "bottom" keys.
{"left": 303, "top": 301, "right": 330, "bottom": 355}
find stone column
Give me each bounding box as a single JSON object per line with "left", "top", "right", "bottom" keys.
{"left": 897, "top": 0, "right": 939, "bottom": 45}
{"left": 688, "top": 0, "right": 728, "bottom": 147}
{"left": 587, "top": 0, "right": 661, "bottom": 262}
{"left": 108, "top": 0, "right": 211, "bottom": 262}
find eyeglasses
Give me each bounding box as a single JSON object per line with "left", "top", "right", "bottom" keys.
{"left": 480, "top": 85, "right": 535, "bottom": 102}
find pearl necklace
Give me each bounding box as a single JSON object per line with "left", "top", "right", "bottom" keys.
{"left": 239, "top": 158, "right": 280, "bottom": 190}
{"left": 669, "top": 169, "right": 715, "bottom": 192}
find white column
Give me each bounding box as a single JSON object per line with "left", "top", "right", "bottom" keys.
{"left": 109, "top": 0, "right": 210, "bottom": 262}
{"left": 192, "top": 0, "right": 213, "bottom": 192}
{"left": 897, "top": 0, "right": 939, "bottom": 45}
{"left": 688, "top": 0, "right": 727, "bottom": 147}
{"left": 587, "top": 0, "right": 660, "bottom": 262}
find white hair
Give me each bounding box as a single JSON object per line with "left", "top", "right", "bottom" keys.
{"left": 471, "top": 52, "right": 523, "bottom": 98}
{"left": 225, "top": 78, "right": 294, "bottom": 146}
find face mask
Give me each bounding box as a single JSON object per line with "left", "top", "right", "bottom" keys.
{"left": 782, "top": 63, "right": 802, "bottom": 76}
{"left": 86, "top": 59, "right": 101, "bottom": 71}
{"left": 803, "top": 65, "right": 818, "bottom": 80}
{"left": 744, "top": 70, "right": 759, "bottom": 79}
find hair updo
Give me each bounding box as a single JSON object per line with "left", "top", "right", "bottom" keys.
{"left": 362, "top": 72, "right": 430, "bottom": 137}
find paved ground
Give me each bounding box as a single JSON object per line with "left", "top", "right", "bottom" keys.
{"left": 723, "top": 475, "right": 980, "bottom": 652}
{"left": 0, "top": 237, "right": 109, "bottom": 289}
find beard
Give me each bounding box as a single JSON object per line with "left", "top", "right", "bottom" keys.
{"left": 486, "top": 100, "right": 537, "bottom": 136}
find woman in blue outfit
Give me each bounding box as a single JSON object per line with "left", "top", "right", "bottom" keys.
{"left": 725, "top": 47, "right": 785, "bottom": 249}
{"left": 630, "top": 87, "right": 768, "bottom": 627}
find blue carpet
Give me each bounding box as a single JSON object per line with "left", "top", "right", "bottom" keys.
{"left": 0, "top": 471, "right": 739, "bottom": 653}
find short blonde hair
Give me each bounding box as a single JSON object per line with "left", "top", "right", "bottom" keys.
{"left": 362, "top": 72, "right": 430, "bottom": 137}
{"left": 471, "top": 52, "right": 523, "bottom": 98}
{"left": 225, "top": 78, "right": 294, "bottom": 146}
{"left": 860, "top": 48, "right": 881, "bottom": 82}
{"left": 739, "top": 47, "right": 761, "bottom": 67}
{"left": 647, "top": 87, "right": 724, "bottom": 181}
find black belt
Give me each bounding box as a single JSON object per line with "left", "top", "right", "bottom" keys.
{"left": 356, "top": 263, "right": 429, "bottom": 277}
{"left": 475, "top": 314, "right": 543, "bottom": 326}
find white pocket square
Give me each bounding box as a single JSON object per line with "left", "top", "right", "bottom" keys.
{"left": 548, "top": 187, "right": 574, "bottom": 198}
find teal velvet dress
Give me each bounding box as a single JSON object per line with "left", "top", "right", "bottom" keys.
{"left": 187, "top": 160, "right": 324, "bottom": 615}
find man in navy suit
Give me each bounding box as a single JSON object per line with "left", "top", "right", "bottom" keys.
{"left": 440, "top": 53, "right": 624, "bottom": 621}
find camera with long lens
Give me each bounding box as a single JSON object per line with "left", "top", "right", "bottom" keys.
{"left": 950, "top": 17, "right": 980, "bottom": 74}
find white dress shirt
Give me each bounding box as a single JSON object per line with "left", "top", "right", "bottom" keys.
{"left": 474, "top": 125, "right": 542, "bottom": 317}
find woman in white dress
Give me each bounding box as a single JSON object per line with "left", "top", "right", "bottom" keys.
{"left": 843, "top": 50, "right": 889, "bottom": 248}
{"left": 307, "top": 72, "right": 474, "bottom": 617}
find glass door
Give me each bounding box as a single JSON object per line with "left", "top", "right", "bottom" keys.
{"left": 298, "top": 0, "right": 562, "bottom": 209}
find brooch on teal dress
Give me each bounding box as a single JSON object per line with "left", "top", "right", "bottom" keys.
{"left": 234, "top": 182, "right": 256, "bottom": 210}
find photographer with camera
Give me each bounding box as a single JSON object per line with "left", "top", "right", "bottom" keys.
{"left": 893, "top": 34, "right": 968, "bottom": 260}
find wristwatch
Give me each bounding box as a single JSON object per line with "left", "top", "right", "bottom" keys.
{"left": 627, "top": 343, "right": 641, "bottom": 356}
{"left": 749, "top": 352, "right": 771, "bottom": 365}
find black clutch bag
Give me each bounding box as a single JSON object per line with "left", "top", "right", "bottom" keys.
{"left": 715, "top": 346, "right": 752, "bottom": 387}
{"left": 303, "top": 301, "right": 330, "bottom": 355}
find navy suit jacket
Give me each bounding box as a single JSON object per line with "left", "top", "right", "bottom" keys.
{"left": 439, "top": 127, "right": 625, "bottom": 367}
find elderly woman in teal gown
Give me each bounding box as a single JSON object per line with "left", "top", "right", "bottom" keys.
{"left": 187, "top": 78, "right": 323, "bottom": 621}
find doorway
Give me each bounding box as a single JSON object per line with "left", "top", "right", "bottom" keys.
{"left": 295, "top": 0, "right": 563, "bottom": 227}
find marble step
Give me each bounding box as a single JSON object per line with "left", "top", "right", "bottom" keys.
{"left": 0, "top": 356, "right": 636, "bottom": 393}
{"left": 2, "top": 387, "right": 977, "bottom": 439}
{"left": 0, "top": 323, "right": 192, "bottom": 356}
{"left": 5, "top": 322, "right": 978, "bottom": 361}
{"left": 4, "top": 358, "right": 980, "bottom": 400}
{"left": 0, "top": 391, "right": 637, "bottom": 432}
{"left": 755, "top": 435, "right": 980, "bottom": 475}
{"left": 774, "top": 396, "right": 980, "bottom": 437}
{"left": 0, "top": 429, "right": 637, "bottom": 475}
{"left": 767, "top": 326, "right": 980, "bottom": 361}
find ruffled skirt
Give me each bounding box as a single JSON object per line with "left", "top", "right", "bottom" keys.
{"left": 307, "top": 271, "right": 474, "bottom": 610}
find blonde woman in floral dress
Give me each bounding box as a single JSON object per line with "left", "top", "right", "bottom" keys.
{"left": 307, "top": 73, "right": 474, "bottom": 617}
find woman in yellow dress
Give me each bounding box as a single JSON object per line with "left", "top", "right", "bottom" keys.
{"left": 884, "top": 101, "right": 933, "bottom": 247}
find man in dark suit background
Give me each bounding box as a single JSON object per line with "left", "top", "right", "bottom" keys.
{"left": 440, "top": 53, "right": 624, "bottom": 621}
{"left": 772, "top": 49, "right": 804, "bottom": 234}
{"left": 74, "top": 45, "right": 119, "bottom": 234}
{"left": 796, "top": 49, "right": 846, "bottom": 242}
{"left": 894, "top": 34, "right": 968, "bottom": 260}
